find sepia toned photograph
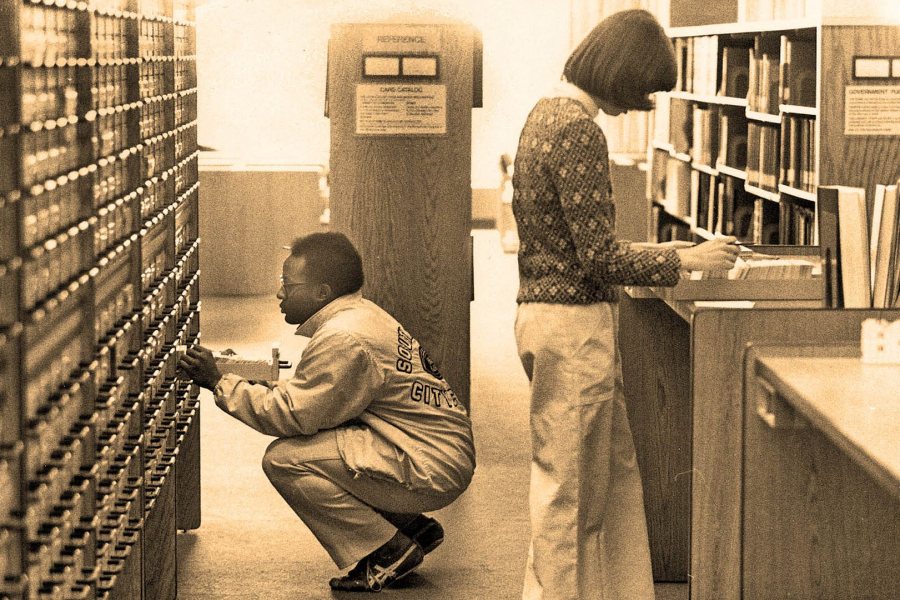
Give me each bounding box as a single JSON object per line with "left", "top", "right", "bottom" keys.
{"left": 1, "top": 0, "right": 899, "bottom": 598}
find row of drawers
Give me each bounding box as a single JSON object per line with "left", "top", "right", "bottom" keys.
{"left": 15, "top": 3, "right": 196, "bottom": 69}
{"left": 2, "top": 394, "right": 197, "bottom": 599}
{"left": 0, "top": 65, "right": 197, "bottom": 131}
{"left": 5, "top": 308, "right": 200, "bottom": 519}
{"left": 1, "top": 176, "right": 198, "bottom": 329}
{"left": 2, "top": 116, "right": 197, "bottom": 195}
{"left": 0, "top": 138, "right": 198, "bottom": 272}
{"left": 1, "top": 246, "right": 200, "bottom": 449}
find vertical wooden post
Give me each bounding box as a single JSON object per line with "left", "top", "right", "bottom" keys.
{"left": 327, "top": 21, "right": 478, "bottom": 407}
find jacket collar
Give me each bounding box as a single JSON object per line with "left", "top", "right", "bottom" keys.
{"left": 549, "top": 80, "right": 599, "bottom": 118}
{"left": 295, "top": 291, "right": 364, "bottom": 337}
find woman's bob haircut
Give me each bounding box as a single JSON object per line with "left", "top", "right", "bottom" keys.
{"left": 563, "top": 9, "right": 676, "bottom": 112}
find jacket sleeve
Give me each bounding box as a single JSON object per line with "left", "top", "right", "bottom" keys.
{"left": 213, "top": 330, "right": 384, "bottom": 437}
{"left": 549, "top": 119, "right": 681, "bottom": 287}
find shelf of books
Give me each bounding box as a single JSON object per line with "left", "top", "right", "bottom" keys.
{"left": 645, "top": 14, "right": 900, "bottom": 305}
{"left": 1, "top": 1, "right": 199, "bottom": 598}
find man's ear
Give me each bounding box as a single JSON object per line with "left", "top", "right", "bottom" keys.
{"left": 317, "top": 283, "right": 333, "bottom": 301}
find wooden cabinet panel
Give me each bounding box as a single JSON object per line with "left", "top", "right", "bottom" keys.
{"left": 743, "top": 346, "right": 900, "bottom": 599}
{"left": 619, "top": 294, "right": 691, "bottom": 581}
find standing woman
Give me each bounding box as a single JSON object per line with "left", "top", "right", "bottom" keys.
{"left": 512, "top": 9, "right": 738, "bottom": 600}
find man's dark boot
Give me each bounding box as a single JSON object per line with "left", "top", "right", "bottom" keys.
{"left": 329, "top": 531, "right": 424, "bottom": 592}
{"left": 400, "top": 515, "right": 444, "bottom": 554}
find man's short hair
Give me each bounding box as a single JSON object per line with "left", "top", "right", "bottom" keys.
{"left": 563, "top": 9, "right": 676, "bottom": 112}
{"left": 289, "top": 232, "right": 364, "bottom": 297}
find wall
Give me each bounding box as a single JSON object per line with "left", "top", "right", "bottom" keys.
{"left": 196, "top": 0, "right": 571, "bottom": 189}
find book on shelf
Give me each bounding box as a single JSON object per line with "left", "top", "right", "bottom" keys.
{"left": 652, "top": 92, "right": 671, "bottom": 146}
{"left": 817, "top": 186, "right": 869, "bottom": 308}
{"left": 691, "top": 36, "right": 718, "bottom": 97}
{"left": 837, "top": 185, "right": 870, "bottom": 308}
{"left": 717, "top": 108, "right": 749, "bottom": 171}
{"left": 752, "top": 197, "right": 764, "bottom": 244}
{"left": 659, "top": 220, "right": 692, "bottom": 243}
{"left": 748, "top": 36, "right": 781, "bottom": 114}
{"left": 816, "top": 183, "right": 900, "bottom": 308}
{"left": 669, "top": 97, "right": 691, "bottom": 154}
{"left": 779, "top": 115, "right": 791, "bottom": 187}
{"left": 762, "top": 124, "right": 779, "bottom": 191}
{"left": 788, "top": 115, "right": 801, "bottom": 187}
{"left": 674, "top": 38, "right": 688, "bottom": 92}
{"left": 718, "top": 177, "right": 742, "bottom": 238}
{"left": 780, "top": 115, "right": 815, "bottom": 192}
{"left": 746, "top": 122, "right": 781, "bottom": 192}
{"left": 715, "top": 180, "right": 726, "bottom": 235}
{"left": 747, "top": 122, "right": 759, "bottom": 185}
{"left": 871, "top": 183, "right": 899, "bottom": 308}
{"left": 733, "top": 196, "right": 755, "bottom": 242}
{"left": 802, "top": 117, "right": 814, "bottom": 191}
{"left": 761, "top": 200, "right": 780, "bottom": 244}
{"left": 695, "top": 170, "right": 717, "bottom": 233}
{"left": 691, "top": 105, "right": 719, "bottom": 165}
{"left": 780, "top": 36, "right": 816, "bottom": 107}
{"left": 817, "top": 186, "right": 843, "bottom": 308}
{"left": 779, "top": 198, "right": 815, "bottom": 245}
{"left": 663, "top": 157, "right": 692, "bottom": 217}
{"left": 720, "top": 43, "right": 751, "bottom": 99}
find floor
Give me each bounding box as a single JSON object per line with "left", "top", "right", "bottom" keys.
{"left": 175, "top": 229, "right": 688, "bottom": 599}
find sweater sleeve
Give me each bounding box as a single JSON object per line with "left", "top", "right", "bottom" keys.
{"left": 548, "top": 119, "right": 681, "bottom": 287}
{"left": 213, "top": 330, "right": 384, "bottom": 437}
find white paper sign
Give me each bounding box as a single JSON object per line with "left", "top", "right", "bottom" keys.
{"left": 356, "top": 84, "right": 446, "bottom": 135}
{"left": 845, "top": 85, "right": 900, "bottom": 135}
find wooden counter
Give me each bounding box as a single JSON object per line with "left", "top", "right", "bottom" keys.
{"left": 743, "top": 344, "right": 900, "bottom": 599}
{"left": 617, "top": 287, "right": 900, "bottom": 599}
{"left": 752, "top": 348, "right": 900, "bottom": 498}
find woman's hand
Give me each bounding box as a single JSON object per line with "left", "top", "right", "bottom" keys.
{"left": 177, "top": 345, "right": 223, "bottom": 391}
{"left": 675, "top": 236, "right": 740, "bottom": 272}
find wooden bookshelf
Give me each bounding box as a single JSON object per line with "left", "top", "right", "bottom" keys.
{"left": 0, "top": 1, "right": 200, "bottom": 598}
{"left": 619, "top": 287, "right": 900, "bottom": 597}
{"left": 625, "top": 1, "right": 900, "bottom": 596}
{"left": 647, "top": 17, "right": 900, "bottom": 247}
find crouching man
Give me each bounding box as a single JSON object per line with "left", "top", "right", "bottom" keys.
{"left": 178, "top": 232, "right": 476, "bottom": 592}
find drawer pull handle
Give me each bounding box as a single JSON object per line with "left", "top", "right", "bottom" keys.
{"left": 756, "top": 379, "right": 805, "bottom": 430}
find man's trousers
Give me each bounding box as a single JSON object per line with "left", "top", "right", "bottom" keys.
{"left": 262, "top": 429, "right": 461, "bottom": 569}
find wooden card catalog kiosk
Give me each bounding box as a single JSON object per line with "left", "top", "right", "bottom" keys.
{"left": 327, "top": 21, "right": 481, "bottom": 408}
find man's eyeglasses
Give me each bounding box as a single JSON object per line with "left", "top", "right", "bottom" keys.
{"left": 279, "top": 277, "right": 317, "bottom": 292}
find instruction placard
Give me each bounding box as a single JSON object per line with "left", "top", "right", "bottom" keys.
{"left": 356, "top": 84, "right": 446, "bottom": 136}
{"left": 845, "top": 85, "right": 900, "bottom": 135}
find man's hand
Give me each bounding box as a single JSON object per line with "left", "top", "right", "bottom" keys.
{"left": 178, "top": 345, "right": 223, "bottom": 391}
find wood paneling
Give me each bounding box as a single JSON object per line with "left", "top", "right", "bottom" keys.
{"left": 818, "top": 25, "right": 900, "bottom": 208}
{"left": 109, "top": 538, "right": 143, "bottom": 600}
{"left": 176, "top": 406, "right": 201, "bottom": 531}
{"left": 743, "top": 345, "right": 900, "bottom": 600}
{"left": 619, "top": 295, "right": 691, "bottom": 581}
{"left": 198, "top": 168, "right": 324, "bottom": 296}
{"left": 690, "top": 307, "right": 900, "bottom": 600}
{"left": 328, "top": 23, "right": 475, "bottom": 407}
{"left": 143, "top": 464, "right": 178, "bottom": 600}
